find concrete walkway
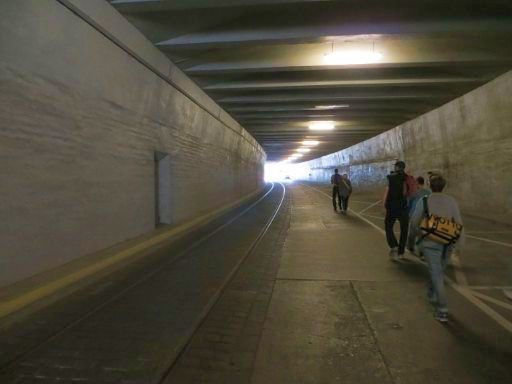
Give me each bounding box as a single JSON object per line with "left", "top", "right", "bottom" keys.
{"left": 250, "top": 183, "right": 512, "bottom": 384}
{"left": 2, "top": 182, "right": 511, "bottom": 383}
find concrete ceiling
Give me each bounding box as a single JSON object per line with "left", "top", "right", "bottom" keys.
{"left": 110, "top": 0, "right": 512, "bottom": 162}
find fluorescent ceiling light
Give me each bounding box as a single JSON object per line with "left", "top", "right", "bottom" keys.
{"left": 309, "top": 121, "right": 335, "bottom": 131}
{"left": 296, "top": 148, "right": 311, "bottom": 153}
{"left": 315, "top": 105, "right": 349, "bottom": 110}
{"left": 324, "top": 50, "right": 383, "bottom": 65}
{"left": 302, "top": 140, "right": 320, "bottom": 146}
{"left": 291, "top": 153, "right": 304, "bottom": 158}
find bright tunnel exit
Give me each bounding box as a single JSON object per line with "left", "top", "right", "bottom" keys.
{"left": 264, "top": 161, "right": 311, "bottom": 183}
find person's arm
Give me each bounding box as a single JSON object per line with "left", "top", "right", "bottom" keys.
{"left": 348, "top": 180, "right": 353, "bottom": 194}
{"left": 452, "top": 200, "right": 465, "bottom": 250}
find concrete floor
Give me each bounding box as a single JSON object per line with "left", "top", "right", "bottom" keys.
{"left": 1, "top": 182, "right": 511, "bottom": 383}
{"left": 250, "top": 183, "right": 512, "bottom": 384}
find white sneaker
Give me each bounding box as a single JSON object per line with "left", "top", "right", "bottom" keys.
{"left": 389, "top": 247, "right": 398, "bottom": 260}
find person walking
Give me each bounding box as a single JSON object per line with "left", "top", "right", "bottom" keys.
{"left": 339, "top": 174, "right": 353, "bottom": 215}
{"left": 404, "top": 170, "right": 418, "bottom": 212}
{"left": 331, "top": 169, "right": 342, "bottom": 212}
{"left": 408, "top": 174, "right": 465, "bottom": 323}
{"left": 408, "top": 176, "right": 432, "bottom": 216}
{"left": 383, "top": 161, "right": 409, "bottom": 260}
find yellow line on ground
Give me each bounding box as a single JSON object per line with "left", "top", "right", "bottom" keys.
{"left": 0, "top": 189, "right": 262, "bottom": 320}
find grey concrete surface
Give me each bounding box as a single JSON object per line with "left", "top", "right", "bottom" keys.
{"left": 252, "top": 279, "right": 393, "bottom": 384}
{"left": 164, "top": 184, "right": 291, "bottom": 384}
{"left": 0, "top": 0, "right": 265, "bottom": 287}
{"left": 2, "top": 182, "right": 511, "bottom": 383}
{"left": 302, "top": 70, "right": 512, "bottom": 224}
{"left": 250, "top": 183, "right": 512, "bottom": 384}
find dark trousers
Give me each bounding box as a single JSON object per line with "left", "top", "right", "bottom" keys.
{"left": 385, "top": 209, "right": 409, "bottom": 254}
{"left": 341, "top": 195, "right": 349, "bottom": 212}
{"left": 332, "top": 186, "right": 341, "bottom": 209}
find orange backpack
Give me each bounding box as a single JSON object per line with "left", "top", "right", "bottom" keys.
{"left": 418, "top": 197, "right": 463, "bottom": 245}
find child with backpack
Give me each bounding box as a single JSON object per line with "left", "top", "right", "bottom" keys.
{"left": 407, "top": 174, "right": 465, "bottom": 323}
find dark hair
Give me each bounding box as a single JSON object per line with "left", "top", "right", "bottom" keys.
{"left": 394, "top": 161, "right": 406, "bottom": 171}
{"left": 334, "top": 168, "right": 339, "bottom": 173}
{"left": 430, "top": 175, "right": 446, "bottom": 192}
{"left": 416, "top": 176, "right": 425, "bottom": 185}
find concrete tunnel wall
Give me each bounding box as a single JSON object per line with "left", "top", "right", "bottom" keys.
{"left": 302, "top": 70, "right": 512, "bottom": 223}
{"left": 0, "top": 0, "right": 266, "bottom": 288}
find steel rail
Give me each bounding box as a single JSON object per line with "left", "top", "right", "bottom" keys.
{"left": 156, "top": 182, "right": 286, "bottom": 383}
{"left": 0, "top": 183, "right": 285, "bottom": 376}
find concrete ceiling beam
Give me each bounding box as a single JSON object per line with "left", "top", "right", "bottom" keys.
{"left": 186, "top": 60, "right": 512, "bottom": 76}
{"left": 156, "top": 19, "right": 512, "bottom": 50}
{"left": 224, "top": 101, "right": 433, "bottom": 112}
{"left": 234, "top": 110, "right": 414, "bottom": 118}
{"left": 205, "top": 77, "right": 485, "bottom": 91}
{"left": 110, "top": 0, "right": 512, "bottom": 161}
{"left": 216, "top": 91, "right": 453, "bottom": 104}
{"left": 111, "top": 0, "right": 332, "bottom": 11}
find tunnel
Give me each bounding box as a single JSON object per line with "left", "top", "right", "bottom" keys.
{"left": 1, "top": 1, "right": 512, "bottom": 383}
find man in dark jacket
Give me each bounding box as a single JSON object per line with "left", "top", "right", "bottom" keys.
{"left": 383, "top": 161, "right": 409, "bottom": 260}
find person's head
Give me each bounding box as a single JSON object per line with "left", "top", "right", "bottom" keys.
{"left": 416, "top": 176, "right": 425, "bottom": 186}
{"left": 334, "top": 168, "right": 339, "bottom": 174}
{"left": 427, "top": 172, "right": 438, "bottom": 186}
{"left": 429, "top": 175, "right": 446, "bottom": 192}
{"left": 342, "top": 173, "right": 348, "bottom": 179}
{"left": 394, "top": 161, "right": 406, "bottom": 173}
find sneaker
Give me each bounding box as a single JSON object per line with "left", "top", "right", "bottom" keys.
{"left": 389, "top": 247, "right": 398, "bottom": 260}
{"left": 434, "top": 312, "right": 448, "bottom": 323}
{"left": 397, "top": 253, "right": 405, "bottom": 260}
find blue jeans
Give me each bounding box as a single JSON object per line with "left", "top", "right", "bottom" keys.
{"left": 420, "top": 240, "right": 451, "bottom": 314}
